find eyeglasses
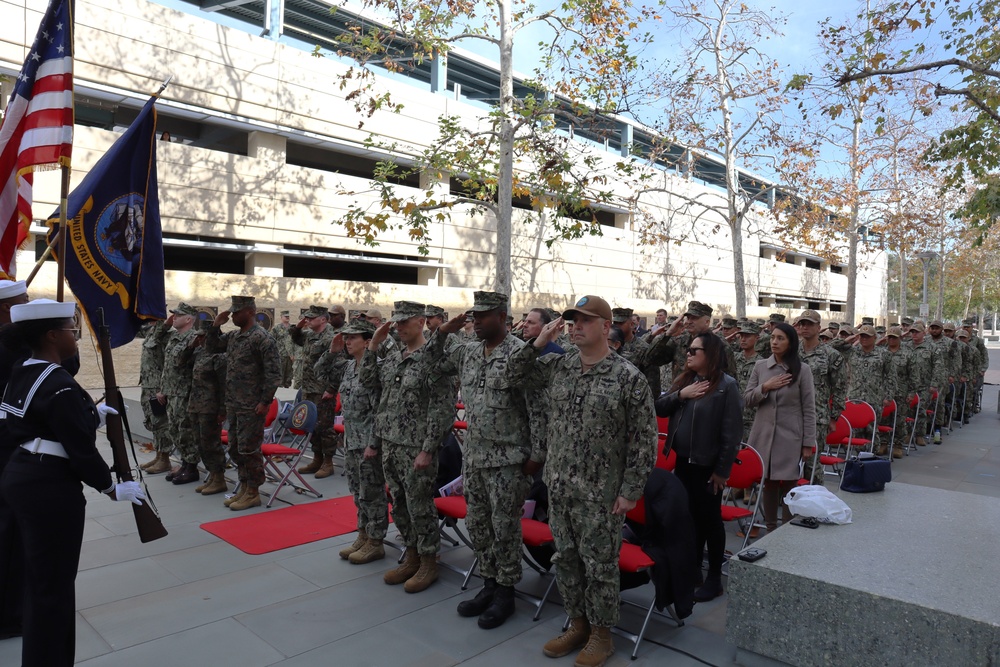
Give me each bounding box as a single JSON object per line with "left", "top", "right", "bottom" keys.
{"left": 61, "top": 327, "right": 81, "bottom": 340}
{"left": 686, "top": 347, "right": 704, "bottom": 356}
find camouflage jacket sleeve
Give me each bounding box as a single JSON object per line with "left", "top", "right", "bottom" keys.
{"left": 214, "top": 354, "right": 227, "bottom": 415}
{"left": 358, "top": 348, "right": 382, "bottom": 389}
{"left": 620, "top": 374, "right": 658, "bottom": 501}
{"left": 828, "top": 349, "right": 848, "bottom": 423}
{"left": 505, "top": 340, "right": 554, "bottom": 390}
{"left": 963, "top": 345, "right": 977, "bottom": 380}
{"left": 288, "top": 325, "right": 309, "bottom": 347}
{"left": 883, "top": 351, "right": 897, "bottom": 401}
{"left": 637, "top": 332, "right": 673, "bottom": 367}
{"left": 206, "top": 326, "right": 228, "bottom": 353}
{"left": 422, "top": 362, "right": 456, "bottom": 454}
{"left": 315, "top": 351, "right": 350, "bottom": 394}
{"left": 977, "top": 338, "right": 989, "bottom": 371}
{"left": 423, "top": 329, "right": 463, "bottom": 378}
{"left": 932, "top": 344, "right": 947, "bottom": 388}
{"left": 256, "top": 330, "right": 282, "bottom": 405}
{"left": 526, "top": 386, "right": 548, "bottom": 464}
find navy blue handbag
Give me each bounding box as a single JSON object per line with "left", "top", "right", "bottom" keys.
{"left": 840, "top": 454, "right": 892, "bottom": 493}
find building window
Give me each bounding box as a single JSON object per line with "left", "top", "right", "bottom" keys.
{"left": 805, "top": 258, "right": 821, "bottom": 270}
{"left": 287, "top": 142, "right": 419, "bottom": 187}
{"left": 830, "top": 265, "right": 844, "bottom": 274}
{"left": 808, "top": 301, "right": 820, "bottom": 310}
{"left": 830, "top": 304, "right": 843, "bottom": 312}
{"left": 163, "top": 245, "right": 245, "bottom": 275}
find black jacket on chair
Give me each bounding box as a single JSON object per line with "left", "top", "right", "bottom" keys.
{"left": 655, "top": 374, "right": 742, "bottom": 479}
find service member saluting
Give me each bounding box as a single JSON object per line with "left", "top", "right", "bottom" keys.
{"left": 0, "top": 299, "right": 145, "bottom": 667}
{"left": 506, "top": 295, "right": 657, "bottom": 667}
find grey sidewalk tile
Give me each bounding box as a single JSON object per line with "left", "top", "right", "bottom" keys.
{"left": 77, "top": 557, "right": 184, "bottom": 610}
{"left": 954, "top": 482, "right": 1000, "bottom": 498}
{"left": 235, "top": 572, "right": 461, "bottom": 657}
{"left": 0, "top": 613, "right": 114, "bottom": 666}
{"left": 76, "top": 618, "right": 284, "bottom": 667}
{"left": 276, "top": 544, "right": 391, "bottom": 589}
{"left": 267, "top": 623, "right": 458, "bottom": 667}
{"left": 81, "top": 563, "right": 317, "bottom": 649}
{"left": 78, "top": 522, "right": 218, "bottom": 571}
{"left": 83, "top": 517, "right": 117, "bottom": 542}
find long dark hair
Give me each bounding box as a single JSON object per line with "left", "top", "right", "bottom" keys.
{"left": 771, "top": 322, "right": 802, "bottom": 383}
{"left": 670, "top": 331, "right": 727, "bottom": 395}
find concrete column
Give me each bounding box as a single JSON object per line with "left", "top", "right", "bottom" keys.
{"left": 430, "top": 49, "right": 447, "bottom": 93}
{"left": 620, "top": 122, "right": 633, "bottom": 158}
{"left": 245, "top": 246, "right": 283, "bottom": 277}
{"left": 418, "top": 266, "right": 440, "bottom": 287}
{"left": 248, "top": 131, "right": 287, "bottom": 163}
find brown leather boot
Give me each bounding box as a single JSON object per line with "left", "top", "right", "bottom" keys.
{"left": 573, "top": 626, "right": 614, "bottom": 667}
{"left": 314, "top": 457, "right": 336, "bottom": 479}
{"left": 144, "top": 452, "right": 171, "bottom": 474}
{"left": 172, "top": 462, "right": 200, "bottom": 485}
{"left": 349, "top": 537, "right": 386, "bottom": 564}
{"left": 892, "top": 447, "right": 904, "bottom": 459}
{"left": 543, "top": 617, "right": 590, "bottom": 658}
{"left": 339, "top": 531, "right": 368, "bottom": 560}
{"left": 199, "top": 472, "right": 228, "bottom": 495}
{"left": 229, "top": 486, "right": 261, "bottom": 511}
{"left": 916, "top": 436, "right": 927, "bottom": 446}
{"left": 298, "top": 455, "right": 323, "bottom": 475}
{"left": 404, "top": 554, "right": 439, "bottom": 593}
{"left": 383, "top": 548, "right": 420, "bottom": 585}
{"left": 876, "top": 445, "right": 888, "bottom": 456}
{"left": 223, "top": 485, "right": 247, "bottom": 507}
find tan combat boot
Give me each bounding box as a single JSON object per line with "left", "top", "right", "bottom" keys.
{"left": 349, "top": 537, "right": 386, "bottom": 565}
{"left": 574, "top": 626, "right": 614, "bottom": 667}
{"left": 199, "top": 472, "right": 228, "bottom": 496}
{"left": 915, "top": 436, "right": 927, "bottom": 446}
{"left": 297, "top": 455, "right": 323, "bottom": 474}
{"left": 223, "top": 485, "right": 248, "bottom": 507}
{"left": 403, "top": 554, "right": 439, "bottom": 593}
{"left": 543, "top": 617, "right": 590, "bottom": 658}
{"left": 892, "top": 447, "right": 904, "bottom": 460}
{"left": 229, "top": 486, "right": 261, "bottom": 511}
{"left": 383, "top": 548, "right": 420, "bottom": 585}
{"left": 140, "top": 451, "right": 163, "bottom": 471}
{"left": 144, "top": 452, "right": 171, "bottom": 474}
{"left": 195, "top": 471, "right": 213, "bottom": 493}
{"left": 876, "top": 444, "right": 888, "bottom": 456}
{"left": 339, "top": 530, "right": 368, "bottom": 560}
{"left": 314, "top": 457, "right": 336, "bottom": 479}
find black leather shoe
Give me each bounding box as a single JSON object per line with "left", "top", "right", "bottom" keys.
{"left": 478, "top": 585, "right": 515, "bottom": 629}
{"left": 457, "top": 579, "right": 496, "bottom": 617}
{"left": 693, "top": 574, "right": 724, "bottom": 602}
{"left": 172, "top": 462, "right": 200, "bottom": 485}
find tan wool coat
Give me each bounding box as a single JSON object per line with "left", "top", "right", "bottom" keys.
{"left": 743, "top": 356, "right": 817, "bottom": 481}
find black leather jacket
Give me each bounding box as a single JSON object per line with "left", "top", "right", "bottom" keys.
{"left": 655, "top": 374, "right": 742, "bottom": 478}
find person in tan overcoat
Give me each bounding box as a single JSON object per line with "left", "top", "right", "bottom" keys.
{"left": 743, "top": 322, "right": 816, "bottom": 532}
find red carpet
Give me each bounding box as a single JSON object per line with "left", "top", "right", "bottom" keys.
{"left": 201, "top": 495, "right": 363, "bottom": 555}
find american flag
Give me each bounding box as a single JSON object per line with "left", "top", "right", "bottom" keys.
{"left": 0, "top": 0, "right": 73, "bottom": 278}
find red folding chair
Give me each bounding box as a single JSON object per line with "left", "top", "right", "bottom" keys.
{"left": 721, "top": 445, "right": 764, "bottom": 550}
{"left": 260, "top": 400, "right": 322, "bottom": 508}
{"left": 819, "top": 414, "right": 853, "bottom": 478}
{"left": 876, "top": 399, "right": 897, "bottom": 451}
{"left": 840, "top": 400, "right": 878, "bottom": 453}
{"left": 902, "top": 393, "right": 921, "bottom": 452}
{"left": 518, "top": 518, "right": 558, "bottom": 620}
{"left": 433, "top": 495, "right": 478, "bottom": 589}
{"left": 222, "top": 397, "right": 279, "bottom": 445}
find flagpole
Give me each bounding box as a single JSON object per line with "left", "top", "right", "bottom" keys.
{"left": 55, "top": 164, "right": 70, "bottom": 300}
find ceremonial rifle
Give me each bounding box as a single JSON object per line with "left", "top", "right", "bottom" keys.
{"left": 96, "top": 307, "right": 168, "bottom": 543}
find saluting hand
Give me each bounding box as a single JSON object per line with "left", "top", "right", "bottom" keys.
{"left": 296, "top": 317, "right": 309, "bottom": 329}
{"left": 329, "top": 333, "right": 345, "bottom": 354}
{"left": 439, "top": 313, "right": 467, "bottom": 335}
{"left": 369, "top": 320, "right": 393, "bottom": 351}
{"left": 213, "top": 310, "right": 230, "bottom": 328}
{"left": 666, "top": 316, "right": 685, "bottom": 337}
{"left": 534, "top": 317, "right": 563, "bottom": 349}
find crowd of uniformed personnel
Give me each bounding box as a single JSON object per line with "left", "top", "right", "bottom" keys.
{"left": 135, "top": 292, "right": 989, "bottom": 667}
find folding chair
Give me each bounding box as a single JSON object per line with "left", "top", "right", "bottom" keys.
{"left": 841, "top": 400, "right": 878, "bottom": 453}
{"left": 876, "top": 399, "right": 897, "bottom": 452}
{"left": 518, "top": 518, "right": 558, "bottom": 620}
{"left": 616, "top": 497, "right": 684, "bottom": 660}
{"left": 432, "top": 495, "right": 478, "bottom": 589}
{"left": 902, "top": 393, "right": 921, "bottom": 452}
{"left": 819, "top": 414, "right": 854, "bottom": 478}
{"left": 957, "top": 382, "right": 969, "bottom": 426}
{"left": 943, "top": 383, "right": 957, "bottom": 433}
{"left": 721, "top": 445, "right": 764, "bottom": 551}
{"left": 222, "top": 397, "right": 279, "bottom": 445}
{"left": 260, "top": 400, "right": 323, "bottom": 508}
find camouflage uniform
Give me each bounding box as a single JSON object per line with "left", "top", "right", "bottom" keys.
{"left": 955, "top": 337, "right": 978, "bottom": 420}
{"left": 843, "top": 346, "right": 896, "bottom": 409}
{"left": 427, "top": 320, "right": 545, "bottom": 588}
{"left": 290, "top": 314, "right": 339, "bottom": 459}
{"left": 183, "top": 341, "right": 227, "bottom": 473}
{"left": 735, "top": 351, "right": 762, "bottom": 442}
{"left": 506, "top": 343, "right": 657, "bottom": 628}
{"left": 799, "top": 341, "right": 847, "bottom": 485}
{"left": 970, "top": 330, "right": 989, "bottom": 412}
{"left": 271, "top": 322, "right": 294, "bottom": 387}
{"left": 162, "top": 327, "right": 198, "bottom": 465}
{"left": 884, "top": 343, "right": 912, "bottom": 449}
{"left": 207, "top": 312, "right": 281, "bottom": 488}
{"left": 338, "top": 352, "right": 389, "bottom": 541}
{"left": 931, "top": 334, "right": 960, "bottom": 430}
{"left": 907, "top": 337, "right": 941, "bottom": 441}
{"left": 138, "top": 322, "right": 174, "bottom": 455}
{"left": 358, "top": 305, "right": 456, "bottom": 557}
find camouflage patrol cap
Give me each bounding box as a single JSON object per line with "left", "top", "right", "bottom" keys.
{"left": 827, "top": 322, "right": 841, "bottom": 331}
{"left": 198, "top": 318, "right": 214, "bottom": 331}
{"left": 390, "top": 301, "right": 426, "bottom": 322}
{"left": 684, "top": 301, "right": 713, "bottom": 318}
{"left": 886, "top": 326, "right": 903, "bottom": 338}
{"left": 909, "top": 322, "right": 926, "bottom": 333}
{"left": 470, "top": 291, "right": 509, "bottom": 313}
{"left": 340, "top": 319, "right": 377, "bottom": 337}
{"left": 888, "top": 322, "right": 899, "bottom": 327}
{"left": 666, "top": 315, "right": 679, "bottom": 323}
{"left": 329, "top": 305, "right": 347, "bottom": 317}
{"left": 425, "top": 304, "right": 447, "bottom": 319}
{"left": 861, "top": 316, "right": 874, "bottom": 326}
{"left": 169, "top": 302, "right": 199, "bottom": 317}
{"left": 875, "top": 326, "right": 886, "bottom": 334}
{"left": 929, "top": 320, "right": 944, "bottom": 328}
{"left": 818, "top": 329, "right": 834, "bottom": 340}
{"left": 280, "top": 310, "right": 290, "bottom": 317}
{"left": 840, "top": 321, "right": 851, "bottom": 327}
{"left": 857, "top": 324, "right": 876, "bottom": 337}
{"left": 962, "top": 317, "right": 976, "bottom": 326}
{"left": 943, "top": 322, "right": 956, "bottom": 331}
{"left": 738, "top": 321, "right": 760, "bottom": 335}
{"left": 722, "top": 317, "right": 738, "bottom": 328}
{"left": 365, "top": 308, "right": 384, "bottom": 320}
{"left": 902, "top": 316, "right": 914, "bottom": 326}
{"left": 302, "top": 305, "right": 329, "bottom": 319}
{"left": 229, "top": 296, "right": 255, "bottom": 312}
{"left": 563, "top": 295, "right": 613, "bottom": 321}
{"left": 840, "top": 325, "right": 856, "bottom": 336}
{"left": 611, "top": 307, "right": 634, "bottom": 324}
{"left": 956, "top": 328, "right": 970, "bottom": 339}
{"left": 545, "top": 308, "right": 562, "bottom": 322}
{"left": 793, "top": 309, "right": 822, "bottom": 325}
{"left": 755, "top": 318, "right": 766, "bottom": 325}
{"left": 768, "top": 313, "right": 786, "bottom": 323}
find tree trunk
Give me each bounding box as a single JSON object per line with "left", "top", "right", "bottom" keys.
{"left": 495, "top": 0, "right": 514, "bottom": 294}
{"left": 962, "top": 282, "right": 973, "bottom": 320}
{"left": 846, "top": 119, "right": 862, "bottom": 324}
{"left": 936, "top": 257, "right": 945, "bottom": 320}
{"left": 899, "top": 246, "right": 907, "bottom": 320}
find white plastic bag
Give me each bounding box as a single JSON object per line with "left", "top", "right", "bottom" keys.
{"left": 783, "top": 485, "right": 852, "bottom": 525}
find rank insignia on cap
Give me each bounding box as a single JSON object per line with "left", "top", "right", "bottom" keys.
{"left": 577, "top": 297, "right": 589, "bottom": 307}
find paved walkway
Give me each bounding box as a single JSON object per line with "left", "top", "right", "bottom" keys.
{"left": 2, "top": 356, "right": 998, "bottom": 667}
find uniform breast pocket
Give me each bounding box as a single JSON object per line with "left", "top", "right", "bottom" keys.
{"left": 549, "top": 384, "right": 572, "bottom": 403}
{"left": 400, "top": 373, "right": 423, "bottom": 391}
{"left": 584, "top": 390, "right": 622, "bottom": 429}
{"left": 486, "top": 378, "right": 514, "bottom": 409}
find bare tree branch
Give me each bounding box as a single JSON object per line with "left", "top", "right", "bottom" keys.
{"left": 838, "top": 57, "right": 1000, "bottom": 86}
{"left": 935, "top": 85, "right": 1000, "bottom": 124}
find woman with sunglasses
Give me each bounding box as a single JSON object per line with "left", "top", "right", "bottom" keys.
{"left": 0, "top": 300, "right": 145, "bottom": 667}
{"left": 655, "top": 331, "right": 742, "bottom": 602}
{"left": 742, "top": 322, "right": 815, "bottom": 533}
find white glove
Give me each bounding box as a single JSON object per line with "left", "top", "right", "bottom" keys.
{"left": 97, "top": 403, "right": 119, "bottom": 428}
{"left": 114, "top": 481, "right": 147, "bottom": 506}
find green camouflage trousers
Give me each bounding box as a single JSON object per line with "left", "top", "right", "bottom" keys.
{"left": 167, "top": 395, "right": 198, "bottom": 464}
{"left": 464, "top": 464, "right": 530, "bottom": 587}
{"left": 192, "top": 412, "right": 226, "bottom": 473}
{"left": 884, "top": 396, "right": 910, "bottom": 448}
{"left": 914, "top": 390, "right": 933, "bottom": 440}
{"left": 549, "top": 499, "right": 623, "bottom": 627}
{"left": 227, "top": 409, "right": 266, "bottom": 487}
{"left": 383, "top": 443, "right": 439, "bottom": 555}
{"left": 303, "top": 392, "right": 339, "bottom": 457}
{"left": 345, "top": 448, "right": 389, "bottom": 540}
{"left": 141, "top": 387, "right": 174, "bottom": 455}
{"left": 934, "top": 384, "right": 954, "bottom": 428}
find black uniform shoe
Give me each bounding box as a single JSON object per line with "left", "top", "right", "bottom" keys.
{"left": 172, "top": 462, "right": 200, "bottom": 485}
{"left": 478, "top": 585, "right": 515, "bottom": 629}
{"left": 457, "top": 579, "right": 496, "bottom": 617}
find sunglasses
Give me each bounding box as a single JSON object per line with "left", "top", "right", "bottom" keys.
{"left": 686, "top": 347, "right": 704, "bottom": 356}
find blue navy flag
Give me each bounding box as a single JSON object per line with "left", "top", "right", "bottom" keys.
{"left": 46, "top": 95, "right": 166, "bottom": 347}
